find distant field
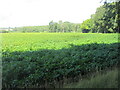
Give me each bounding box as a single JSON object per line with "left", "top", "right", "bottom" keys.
{"left": 2, "top": 33, "right": 119, "bottom": 52}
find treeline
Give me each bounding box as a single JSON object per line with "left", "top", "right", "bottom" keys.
{"left": 11, "top": 22, "right": 81, "bottom": 33}
{"left": 8, "top": 1, "right": 120, "bottom": 33}
{"left": 12, "top": 26, "right": 49, "bottom": 33}
{"left": 49, "top": 21, "right": 81, "bottom": 32}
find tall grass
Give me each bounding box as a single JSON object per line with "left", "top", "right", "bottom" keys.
{"left": 64, "top": 68, "right": 118, "bottom": 88}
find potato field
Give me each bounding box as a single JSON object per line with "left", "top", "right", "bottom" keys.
{"left": 2, "top": 33, "right": 119, "bottom": 88}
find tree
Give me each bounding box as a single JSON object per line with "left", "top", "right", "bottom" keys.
{"left": 91, "top": 2, "right": 119, "bottom": 33}
{"left": 49, "top": 20, "right": 54, "bottom": 32}
{"left": 80, "top": 19, "right": 94, "bottom": 33}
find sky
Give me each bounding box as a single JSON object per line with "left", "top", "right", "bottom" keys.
{"left": 0, "top": 0, "right": 103, "bottom": 28}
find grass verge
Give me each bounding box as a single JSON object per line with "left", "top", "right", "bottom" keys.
{"left": 64, "top": 68, "right": 118, "bottom": 88}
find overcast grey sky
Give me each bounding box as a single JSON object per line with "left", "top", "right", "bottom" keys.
{"left": 0, "top": 0, "right": 103, "bottom": 27}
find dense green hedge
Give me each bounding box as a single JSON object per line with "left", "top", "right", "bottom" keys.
{"left": 2, "top": 43, "right": 119, "bottom": 88}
